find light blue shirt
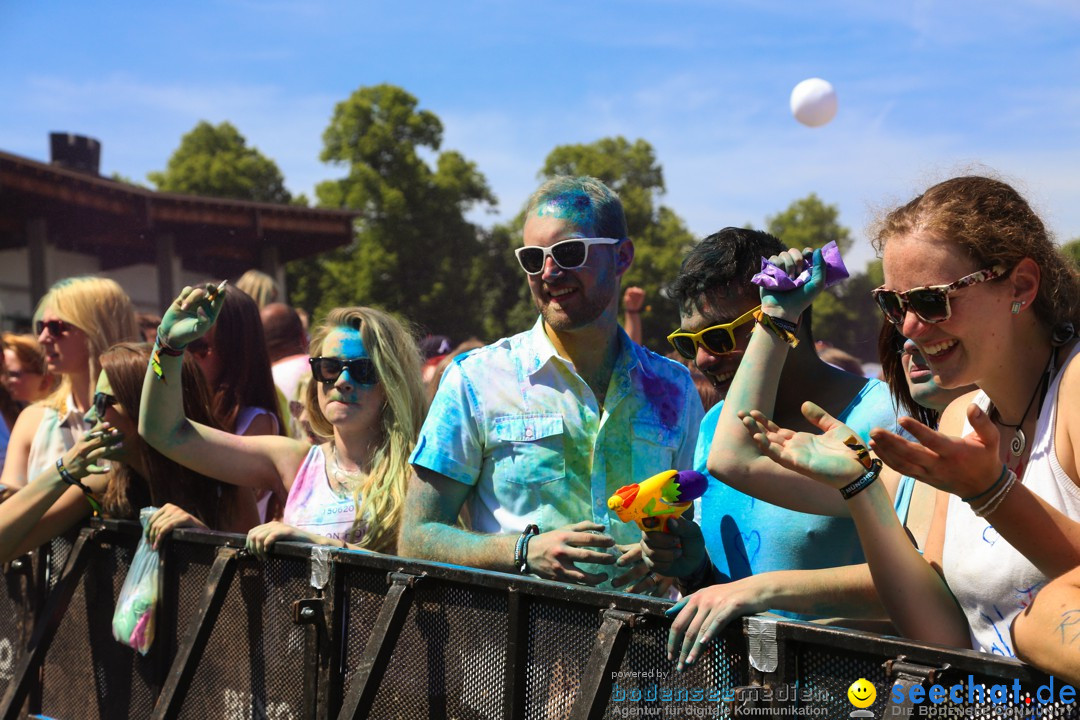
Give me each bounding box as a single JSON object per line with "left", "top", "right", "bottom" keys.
{"left": 695, "top": 379, "right": 902, "bottom": 618}
{"left": 411, "top": 317, "right": 704, "bottom": 581}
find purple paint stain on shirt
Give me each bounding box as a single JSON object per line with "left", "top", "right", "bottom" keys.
{"left": 640, "top": 372, "right": 681, "bottom": 429}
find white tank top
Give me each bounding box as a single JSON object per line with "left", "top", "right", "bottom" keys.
{"left": 281, "top": 445, "right": 366, "bottom": 543}
{"left": 942, "top": 342, "right": 1080, "bottom": 657}
{"left": 26, "top": 396, "right": 89, "bottom": 483}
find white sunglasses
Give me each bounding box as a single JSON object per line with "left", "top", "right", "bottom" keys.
{"left": 514, "top": 237, "right": 622, "bottom": 275}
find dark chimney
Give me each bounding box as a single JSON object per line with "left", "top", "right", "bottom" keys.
{"left": 49, "top": 133, "right": 101, "bottom": 175}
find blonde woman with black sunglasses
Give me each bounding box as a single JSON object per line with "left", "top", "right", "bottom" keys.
{"left": 139, "top": 285, "right": 426, "bottom": 556}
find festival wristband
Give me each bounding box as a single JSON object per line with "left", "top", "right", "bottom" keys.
{"left": 753, "top": 309, "right": 800, "bottom": 348}
{"left": 839, "top": 459, "right": 883, "bottom": 500}
{"left": 56, "top": 458, "right": 103, "bottom": 516}
{"left": 514, "top": 524, "right": 540, "bottom": 574}
{"left": 151, "top": 331, "right": 185, "bottom": 383}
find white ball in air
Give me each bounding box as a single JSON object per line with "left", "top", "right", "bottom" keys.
{"left": 790, "top": 78, "right": 838, "bottom": 127}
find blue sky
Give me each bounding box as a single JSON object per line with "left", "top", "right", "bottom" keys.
{"left": 3, "top": 1, "right": 1079, "bottom": 270}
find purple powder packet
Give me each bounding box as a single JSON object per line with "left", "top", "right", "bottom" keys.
{"left": 750, "top": 240, "right": 849, "bottom": 291}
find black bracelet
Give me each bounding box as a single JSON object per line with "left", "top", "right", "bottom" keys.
{"left": 56, "top": 458, "right": 103, "bottom": 515}
{"left": 514, "top": 524, "right": 539, "bottom": 574}
{"left": 839, "top": 459, "right": 883, "bottom": 500}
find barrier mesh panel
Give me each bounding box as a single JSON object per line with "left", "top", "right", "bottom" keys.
{"left": 47, "top": 532, "right": 75, "bottom": 590}
{"left": 39, "top": 535, "right": 159, "bottom": 720}
{"left": 168, "top": 541, "right": 216, "bottom": 649}
{"left": 351, "top": 577, "right": 509, "bottom": 720}
{"left": 797, "top": 642, "right": 1080, "bottom": 719}
{"left": 176, "top": 555, "right": 309, "bottom": 720}
{"left": 523, "top": 599, "right": 604, "bottom": 720}
{"left": 603, "top": 622, "right": 747, "bottom": 719}
{"left": 797, "top": 641, "right": 888, "bottom": 717}
{"left": 0, "top": 559, "right": 33, "bottom": 707}
{"left": 340, "top": 564, "right": 390, "bottom": 698}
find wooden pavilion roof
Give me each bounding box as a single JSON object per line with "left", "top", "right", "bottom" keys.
{"left": 0, "top": 149, "right": 357, "bottom": 277}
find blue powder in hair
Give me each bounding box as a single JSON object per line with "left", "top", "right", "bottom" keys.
{"left": 535, "top": 191, "right": 595, "bottom": 228}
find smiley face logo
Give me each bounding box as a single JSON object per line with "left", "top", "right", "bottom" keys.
{"left": 847, "top": 678, "right": 876, "bottom": 708}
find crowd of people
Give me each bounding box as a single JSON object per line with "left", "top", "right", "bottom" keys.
{"left": 0, "top": 173, "right": 1077, "bottom": 685}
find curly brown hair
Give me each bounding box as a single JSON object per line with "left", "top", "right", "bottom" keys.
{"left": 873, "top": 176, "right": 1080, "bottom": 331}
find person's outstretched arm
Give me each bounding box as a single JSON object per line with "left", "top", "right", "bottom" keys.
{"left": 622, "top": 286, "right": 645, "bottom": 344}
{"left": 139, "top": 285, "right": 307, "bottom": 495}
{"left": 709, "top": 247, "right": 895, "bottom": 515}
{"left": 400, "top": 465, "right": 618, "bottom": 584}
{"left": 742, "top": 401, "right": 971, "bottom": 648}
{"left": 0, "top": 422, "right": 123, "bottom": 563}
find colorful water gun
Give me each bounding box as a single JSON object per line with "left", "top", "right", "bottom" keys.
{"left": 607, "top": 470, "right": 708, "bottom": 532}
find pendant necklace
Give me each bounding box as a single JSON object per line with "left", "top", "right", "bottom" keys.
{"left": 990, "top": 350, "right": 1054, "bottom": 460}
{"left": 328, "top": 442, "right": 364, "bottom": 496}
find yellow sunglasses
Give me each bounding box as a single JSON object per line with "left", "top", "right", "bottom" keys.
{"left": 667, "top": 305, "right": 760, "bottom": 359}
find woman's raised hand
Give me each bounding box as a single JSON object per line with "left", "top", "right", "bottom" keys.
{"left": 158, "top": 282, "right": 227, "bottom": 349}
{"left": 63, "top": 422, "right": 125, "bottom": 478}
{"left": 870, "top": 403, "right": 1002, "bottom": 498}
{"left": 738, "top": 401, "right": 867, "bottom": 489}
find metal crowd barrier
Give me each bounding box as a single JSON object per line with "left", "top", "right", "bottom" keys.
{"left": 0, "top": 518, "right": 1077, "bottom": 719}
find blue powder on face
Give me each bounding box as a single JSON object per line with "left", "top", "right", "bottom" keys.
{"left": 535, "top": 191, "right": 595, "bottom": 229}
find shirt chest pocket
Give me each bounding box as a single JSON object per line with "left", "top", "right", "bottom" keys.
{"left": 491, "top": 413, "right": 566, "bottom": 486}
{"left": 630, "top": 419, "right": 679, "bottom": 473}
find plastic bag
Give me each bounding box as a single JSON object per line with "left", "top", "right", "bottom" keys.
{"left": 112, "top": 507, "right": 161, "bottom": 654}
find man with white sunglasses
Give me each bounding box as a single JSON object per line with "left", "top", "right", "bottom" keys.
{"left": 401, "top": 176, "right": 703, "bottom": 594}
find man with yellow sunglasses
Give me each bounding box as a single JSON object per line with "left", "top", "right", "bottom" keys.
{"left": 641, "top": 228, "right": 906, "bottom": 656}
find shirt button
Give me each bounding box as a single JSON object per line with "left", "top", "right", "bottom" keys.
{"left": 525, "top": 427, "right": 533, "bottom": 438}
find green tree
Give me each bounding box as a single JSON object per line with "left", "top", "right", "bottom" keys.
{"left": 483, "top": 137, "right": 696, "bottom": 350}
{"left": 287, "top": 84, "right": 495, "bottom": 339}
{"left": 766, "top": 193, "right": 852, "bottom": 255}
{"left": 149, "top": 121, "right": 291, "bottom": 203}
{"left": 1064, "top": 237, "right": 1080, "bottom": 269}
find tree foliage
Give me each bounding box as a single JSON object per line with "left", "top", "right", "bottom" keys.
{"left": 482, "top": 136, "right": 696, "bottom": 350}
{"left": 148, "top": 121, "right": 291, "bottom": 203}
{"left": 286, "top": 84, "right": 496, "bottom": 340}
{"left": 766, "top": 193, "right": 852, "bottom": 255}
{"left": 1064, "top": 237, "right": 1080, "bottom": 269}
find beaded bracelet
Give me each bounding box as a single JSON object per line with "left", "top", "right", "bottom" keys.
{"left": 961, "top": 464, "right": 1008, "bottom": 504}
{"left": 514, "top": 524, "right": 539, "bottom": 574}
{"left": 839, "top": 459, "right": 883, "bottom": 500}
{"left": 56, "top": 458, "right": 103, "bottom": 516}
{"left": 969, "top": 469, "right": 1018, "bottom": 518}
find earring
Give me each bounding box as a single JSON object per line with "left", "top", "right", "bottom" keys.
{"left": 1011, "top": 300, "right": 1024, "bottom": 315}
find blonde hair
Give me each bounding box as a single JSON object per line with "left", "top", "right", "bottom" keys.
{"left": 234, "top": 269, "right": 281, "bottom": 309}
{"left": 35, "top": 277, "right": 138, "bottom": 412}
{"left": 304, "top": 307, "right": 427, "bottom": 553}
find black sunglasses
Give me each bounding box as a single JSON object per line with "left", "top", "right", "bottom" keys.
{"left": 309, "top": 357, "right": 378, "bottom": 386}
{"left": 514, "top": 237, "right": 622, "bottom": 275}
{"left": 36, "top": 319, "right": 73, "bottom": 337}
{"left": 93, "top": 391, "right": 117, "bottom": 418}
